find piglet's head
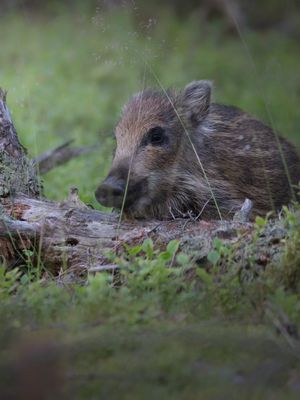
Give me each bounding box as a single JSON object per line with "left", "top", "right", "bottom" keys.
{"left": 95, "top": 80, "right": 212, "bottom": 218}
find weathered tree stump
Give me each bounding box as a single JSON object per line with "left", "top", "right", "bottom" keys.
{"left": 0, "top": 89, "right": 41, "bottom": 198}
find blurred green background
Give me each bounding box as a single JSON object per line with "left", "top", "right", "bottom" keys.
{"left": 0, "top": 0, "right": 299, "bottom": 206}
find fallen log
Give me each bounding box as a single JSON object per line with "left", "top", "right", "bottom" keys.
{"left": 1, "top": 191, "right": 255, "bottom": 274}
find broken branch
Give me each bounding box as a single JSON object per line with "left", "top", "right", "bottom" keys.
{"left": 35, "top": 140, "right": 96, "bottom": 175}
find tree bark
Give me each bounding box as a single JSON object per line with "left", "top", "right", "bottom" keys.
{"left": 0, "top": 89, "right": 41, "bottom": 198}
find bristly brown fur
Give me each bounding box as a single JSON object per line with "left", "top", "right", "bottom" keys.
{"left": 95, "top": 81, "right": 300, "bottom": 220}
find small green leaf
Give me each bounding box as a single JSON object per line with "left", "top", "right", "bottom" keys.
{"left": 22, "top": 249, "right": 34, "bottom": 258}
{"left": 127, "top": 245, "right": 143, "bottom": 256}
{"left": 213, "top": 238, "right": 223, "bottom": 252}
{"left": 197, "top": 268, "right": 213, "bottom": 285}
{"left": 166, "top": 240, "right": 180, "bottom": 255}
{"left": 20, "top": 274, "right": 30, "bottom": 285}
{"left": 176, "top": 253, "right": 190, "bottom": 266}
{"left": 142, "top": 238, "right": 154, "bottom": 259}
{"left": 158, "top": 251, "right": 172, "bottom": 262}
{"left": 207, "top": 250, "right": 221, "bottom": 266}
{"left": 255, "top": 216, "right": 267, "bottom": 228}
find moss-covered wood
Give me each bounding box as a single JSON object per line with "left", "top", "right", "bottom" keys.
{"left": 0, "top": 88, "right": 41, "bottom": 198}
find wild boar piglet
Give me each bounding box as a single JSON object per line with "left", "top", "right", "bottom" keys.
{"left": 95, "top": 81, "right": 300, "bottom": 220}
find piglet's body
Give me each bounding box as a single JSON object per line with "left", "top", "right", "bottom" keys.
{"left": 95, "top": 81, "right": 300, "bottom": 220}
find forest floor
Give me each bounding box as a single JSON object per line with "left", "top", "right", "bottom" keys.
{"left": 0, "top": 6, "right": 300, "bottom": 399}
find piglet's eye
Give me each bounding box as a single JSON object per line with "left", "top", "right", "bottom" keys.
{"left": 148, "top": 126, "right": 166, "bottom": 146}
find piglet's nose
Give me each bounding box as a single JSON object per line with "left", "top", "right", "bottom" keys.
{"left": 95, "top": 176, "right": 126, "bottom": 208}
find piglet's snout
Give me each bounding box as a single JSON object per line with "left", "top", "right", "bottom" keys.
{"left": 95, "top": 176, "right": 126, "bottom": 208}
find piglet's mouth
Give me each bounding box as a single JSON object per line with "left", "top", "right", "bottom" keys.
{"left": 95, "top": 176, "right": 148, "bottom": 210}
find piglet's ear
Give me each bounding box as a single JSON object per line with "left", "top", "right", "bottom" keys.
{"left": 180, "top": 80, "right": 212, "bottom": 126}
